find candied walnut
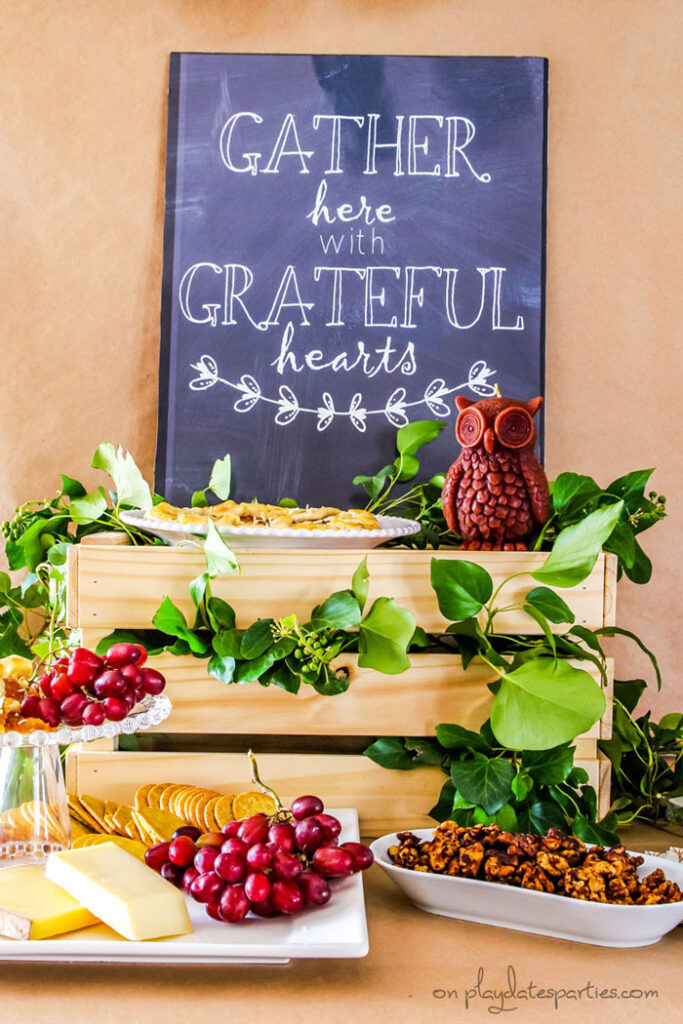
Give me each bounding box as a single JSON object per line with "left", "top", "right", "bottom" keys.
{"left": 536, "top": 851, "right": 571, "bottom": 878}
{"left": 606, "top": 875, "right": 638, "bottom": 904}
{"left": 509, "top": 832, "right": 542, "bottom": 860}
{"left": 517, "top": 862, "right": 555, "bottom": 893}
{"left": 427, "top": 834, "right": 460, "bottom": 873}
{"left": 636, "top": 869, "right": 683, "bottom": 905}
{"left": 564, "top": 861, "right": 615, "bottom": 903}
{"left": 484, "top": 851, "right": 518, "bottom": 883}
{"left": 603, "top": 845, "right": 644, "bottom": 871}
{"left": 458, "top": 842, "right": 485, "bottom": 877}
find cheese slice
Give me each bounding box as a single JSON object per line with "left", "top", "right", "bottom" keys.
{"left": 46, "top": 843, "right": 192, "bottom": 941}
{"left": 0, "top": 865, "right": 98, "bottom": 940}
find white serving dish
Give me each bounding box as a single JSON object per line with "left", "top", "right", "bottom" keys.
{"left": 0, "top": 809, "right": 368, "bottom": 964}
{"left": 371, "top": 828, "right": 683, "bottom": 948}
{"left": 120, "top": 509, "right": 420, "bottom": 549}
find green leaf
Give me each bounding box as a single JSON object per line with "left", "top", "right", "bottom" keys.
{"left": 313, "top": 669, "right": 351, "bottom": 696}
{"left": 593, "top": 626, "right": 661, "bottom": 690}
{"left": 409, "top": 626, "right": 431, "bottom": 649}
{"left": 191, "top": 490, "right": 208, "bottom": 508}
{"left": 606, "top": 468, "right": 654, "bottom": 503}
{"left": 490, "top": 659, "right": 606, "bottom": 750}
{"left": 351, "top": 557, "right": 369, "bottom": 614}
{"left": 363, "top": 737, "right": 416, "bottom": 770}
{"left": 551, "top": 473, "right": 601, "bottom": 515}
{"left": 396, "top": 419, "right": 445, "bottom": 456}
{"left": 572, "top": 813, "right": 620, "bottom": 846}
{"left": 529, "top": 800, "right": 567, "bottom": 834}
{"left": 523, "top": 746, "right": 575, "bottom": 785}
{"left": 358, "top": 597, "right": 415, "bottom": 675}
{"left": 450, "top": 754, "right": 514, "bottom": 815}
{"left": 208, "top": 454, "right": 232, "bottom": 500}
{"left": 404, "top": 737, "right": 444, "bottom": 766}
{"left": 435, "top": 723, "right": 492, "bottom": 753}
{"left": 60, "top": 474, "right": 86, "bottom": 499}
{"left": 267, "top": 662, "right": 301, "bottom": 694}
{"left": 394, "top": 452, "right": 420, "bottom": 482}
{"left": 569, "top": 624, "right": 605, "bottom": 656}
{"left": 204, "top": 519, "right": 239, "bottom": 576}
{"left": 234, "top": 637, "right": 296, "bottom": 682}
{"left": 613, "top": 678, "right": 647, "bottom": 714}
{"left": 659, "top": 713, "right": 683, "bottom": 733}
{"left": 0, "top": 572, "right": 10, "bottom": 596}
{"left": 430, "top": 558, "right": 493, "bottom": 620}
{"left": 207, "top": 653, "right": 236, "bottom": 683}
{"left": 429, "top": 779, "right": 456, "bottom": 822}
{"left": 46, "top": 541, "right": 70, "bottom": 566}
{"left": 240, "top": 618, "right": 275, "bottom": 659}
{"left": 69, "top": 491, "right": 108, "bottom": 525}
{"left": 522, "top": 603, "right": 556, "bottom": 659}
{"left": 207, "top": 597, "right": 236, "bottom": 632}
{"left": 352, "top": 466, "right": 392, "bottom": 503}
{"left": 189, "top": 572, "right": 209, "bottom": 610}
{"left": 524, "top": 587, "right": 575, "bottom": 625}
{"left": 5, "top": 540, "right": 26, "bottom": 570}
{"left": 152, "top": 596, "right": 208, "bottom": 655}
{"left": 511, "top": 772, "right": 534, "bottom": 801}
{"left": 91, "top": 443, "right": 152, "bottom": 509}
{"left": 603, "top": 521, "right": 636, "bottom": 569}
{"left": 309, "top": 590, "right": 361, "bottom": 630}
{"left": 212, "top": 628, "right": 243, "bottom": 659}
{"left": 493, "top": 804, "right": 519, "bottom": 831}
{"left": 532, "top": 501, "right": 624, "bottom": 587}
{"left": 623, "top": 538, "right": 652, "bottom": 584}
{"left": 0, "top": 624, "right": 33, "bottom": 659}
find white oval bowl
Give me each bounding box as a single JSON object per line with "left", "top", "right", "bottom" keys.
{"left": 370, "top": 827, "right": 683, "bottom": 947}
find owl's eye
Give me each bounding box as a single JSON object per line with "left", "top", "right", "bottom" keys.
{"left": 456, "top": 407, "right": 486, "bottom": 447}
{"left": 494, "top": 407, "right": 533, "bottom": 448}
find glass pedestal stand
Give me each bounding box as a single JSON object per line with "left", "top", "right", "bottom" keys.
{"left": 0, "top": 695, "right": 171, "bottom": 868}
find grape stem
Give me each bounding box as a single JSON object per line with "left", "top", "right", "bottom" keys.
{"left": 248, "top": 749, "right": 286, "bottom": 816}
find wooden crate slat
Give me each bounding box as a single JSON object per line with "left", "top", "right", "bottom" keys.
{"left": 70, "top": 545, "right": 611, "bottom": 635}
{"left": 78, "top": 633, "right": 613, "bottom": 741}
{"left": 67, "top": 750, "right": 610, "bottom": 835}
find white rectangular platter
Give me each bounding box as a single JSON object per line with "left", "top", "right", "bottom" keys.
{"left": 0, "top": 809, "right": 368, "bottom": 964}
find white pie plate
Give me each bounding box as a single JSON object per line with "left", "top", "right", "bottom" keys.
{"left": 0, "top": 809, "right": 368, "bottom": 964}
{"left": 371, "top": 828, "right": 683, "bottom": 948}
{"left": 120, "top": 509, "right": 420, "bottom": 549}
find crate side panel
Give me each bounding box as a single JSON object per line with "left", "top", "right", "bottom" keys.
{"left": 76, "top": 546, "right": 610, "bottom": 634}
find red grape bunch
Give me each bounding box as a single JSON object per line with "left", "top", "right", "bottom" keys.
{"left": 145, "top": 792, "right": 374, "bottom": 924}
{"left": 22, "top": 642, "right": 165, "bottom": 728}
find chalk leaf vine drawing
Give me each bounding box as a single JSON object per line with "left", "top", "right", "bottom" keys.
{"left": 188, "top": 356, "right": 498, "bottom": 432}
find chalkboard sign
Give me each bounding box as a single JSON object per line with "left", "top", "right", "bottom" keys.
{"left": 156, "top": 53, "right": 547, "bottom": 507}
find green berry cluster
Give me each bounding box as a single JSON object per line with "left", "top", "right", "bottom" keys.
{"left": 292, "top": 628, "right": 335, "bottom": 673}
{"left": 1, "top": 499, "right": 50, "bottom": 542}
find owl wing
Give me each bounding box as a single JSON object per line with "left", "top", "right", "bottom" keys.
{"left": 441, "top": 454, "right": 465, "bottom": 533}
{"left": 519, "top": 449, "right": 550, "bottom": 526}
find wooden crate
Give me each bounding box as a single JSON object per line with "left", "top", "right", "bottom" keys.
{"left": 67, "top": 750, "right": 613, "bottom": 837}
{"left": 67, "top": 544, "right": 618, "bottom": 636}
{"left": 65, "top": 542, "right": 616, "bottom": 834}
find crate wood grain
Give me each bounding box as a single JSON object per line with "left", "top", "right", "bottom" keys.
{"left": 76, "top": 632, "right": 614, "bottom": 742}
{"left": 67, "top": 750, "right": 612, "bottom": 835}
{"left": 67, "top": 544, "right": 617, "bottom": 635}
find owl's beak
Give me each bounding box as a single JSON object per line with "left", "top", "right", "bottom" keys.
{"left": 484, "top": 427, "right": 496, "bottom": 453}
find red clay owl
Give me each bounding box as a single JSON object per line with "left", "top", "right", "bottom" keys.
{"left": 441, "top": 395, "right": 549, "bottom": 550}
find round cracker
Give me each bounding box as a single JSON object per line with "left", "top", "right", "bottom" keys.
{"left": 134, "top": 784, "right": 155, "bottom": 810}
{"left": 202, "top": 795, "right": 223, "bottom": 833}
{"left": 147, "top": 783, "right": 170, "bottom": 809}
{"left": 213, "top": 794, "right": 237, "bottom": 829}
{"left": 159, "top": 784, "right": 184, "bottom": 813}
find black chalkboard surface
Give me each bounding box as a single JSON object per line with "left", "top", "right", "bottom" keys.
{"left": 156, "top": 54, "right": 547, "bottom": 507}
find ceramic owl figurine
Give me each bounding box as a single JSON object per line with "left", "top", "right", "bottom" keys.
{"left": 441, "top": 395, "right": 550, "bottom": 550}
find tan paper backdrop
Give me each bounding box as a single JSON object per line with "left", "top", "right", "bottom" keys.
{"left": 0, "top": 0, "right": 681, "bottom": 711}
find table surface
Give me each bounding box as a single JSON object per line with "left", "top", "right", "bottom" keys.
{"left": 2, "top": 824, "right": 682, "bottom": 1024}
